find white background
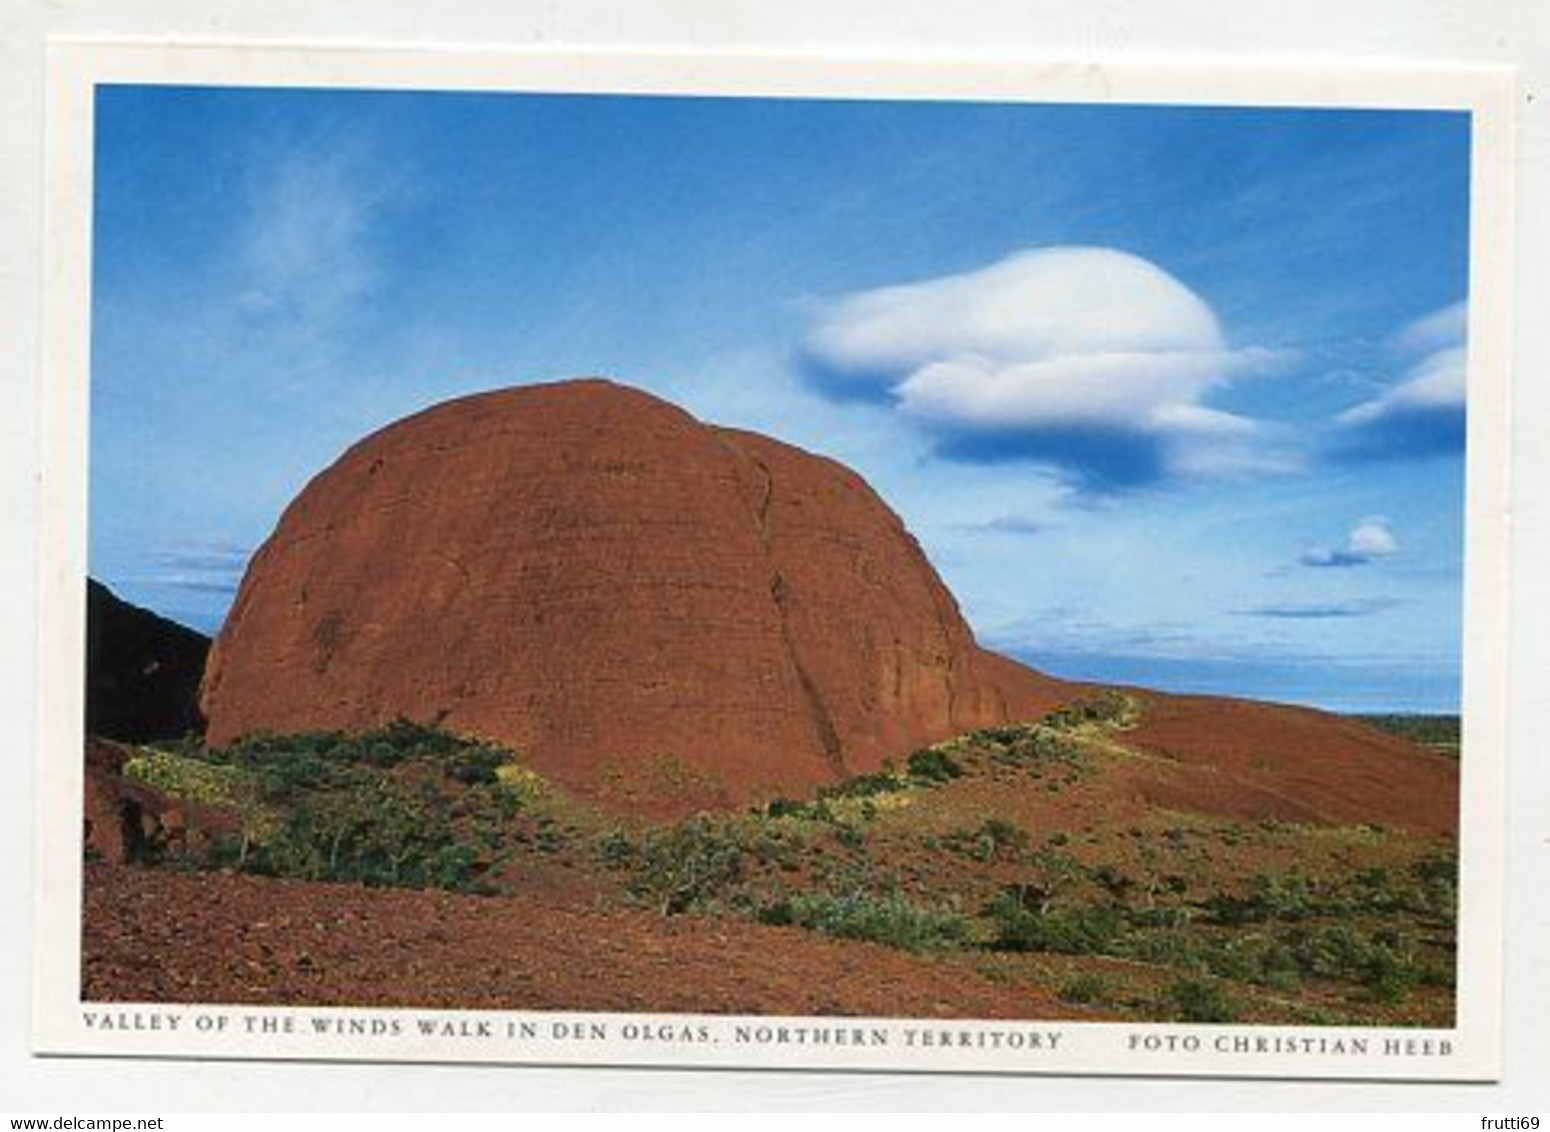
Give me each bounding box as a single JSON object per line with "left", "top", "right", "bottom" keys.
{"left": 2, "top": 0, "right": 1546, "bottom": 1113}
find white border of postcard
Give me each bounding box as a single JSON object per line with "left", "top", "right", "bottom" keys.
{"left": 32, "top": 39, "right": 1516, "bottom": 1080}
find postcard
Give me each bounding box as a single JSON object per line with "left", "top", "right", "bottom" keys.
{"left": 32, "top": 40, "right": 1514, "bottom": 1079}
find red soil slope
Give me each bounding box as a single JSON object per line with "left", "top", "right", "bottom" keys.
{"left": 1121, "top": 692, "right": 1458, "bottom": 836}
{"left": 82, "top": 864, "right": 1096, "bottom": 1019}
{"left": 202, "top": 379, "right": 1071, "bottom": 813}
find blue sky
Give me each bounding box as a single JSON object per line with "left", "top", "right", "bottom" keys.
{"left": 89, "top": 85, "right": 1471, "bottom": 712}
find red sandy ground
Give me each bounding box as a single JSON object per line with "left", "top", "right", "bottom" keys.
{"left": 81, "top": 863, "right": 1100, "bottom": 1020}
{"left": 1122, "top": 693, "right": 1459, "bottom": 836}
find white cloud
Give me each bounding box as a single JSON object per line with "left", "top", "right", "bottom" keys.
{"left": 233, "top": 146, "right": 394, "bottom": 350}
{"left": 1338, "top": 344, "right": 1466, "bottom": 427}
{"left": 804, "top": 246, "right": 1291, "bottom": 490}
{"left": 1299, "top": 515, "right": 1399, "bottom": 568}
{"left": 1335, "top": 301, "right": 1467, "bottom": 457}
{"left": 808, "top": 246, "right": 1225, "bottom": 377}
{"left": 896, "top": 350, "right": 1228, "bottom": 431}
{"left": 1348, "top": 516, "right": 1399, "bottom": 558}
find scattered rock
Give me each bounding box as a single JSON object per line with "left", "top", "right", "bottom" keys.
{"left": 83, "top": 737, "right": 240, "bottom": 864}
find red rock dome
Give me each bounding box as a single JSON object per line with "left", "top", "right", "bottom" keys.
{"left": 201, "top": 379, "right": 1071, "bottom": 814}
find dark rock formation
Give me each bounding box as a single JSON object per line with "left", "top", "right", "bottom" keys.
{"left": 87, "top": 579, "right": 210, "bottom": 742}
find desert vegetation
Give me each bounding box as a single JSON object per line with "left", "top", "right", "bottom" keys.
{"left": 93, "top": 692, "right": 1457, "bottom": 1026}
{"left": 120, "top": 720, "right": 543, "bottom": 891}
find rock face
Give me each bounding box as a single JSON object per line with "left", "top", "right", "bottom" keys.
{"left": 83, "top": 738, "right": 238, "bottom": 864}
{"left": 84, "top": 738, "right": 153, "bottom": 865}
{"left": 202, "top": 379, "right": 1072, "bottom": 813}
{"left": 87, "top": 579, "right": 210, "bottom": 742}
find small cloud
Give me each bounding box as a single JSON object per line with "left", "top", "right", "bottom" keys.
{"left": 1348, "top": 517, "right": 1399, "bottom": 557}
{"left": 237, "top": 149, "right": 387, "bottom": 335}
{"left": 801, "top": 246, "right": 1295, "bottom": 493}
{"left": 982, "top": 605, "right": 1204, "bottom": 661}
{"left": 954, "top": 515, "right": 1048, "bottom": 537}
{"left": 212, "top": 135, "right": 407, "bottom": 394}
{"left": 1234, "top": 597, "right": 1399, "bottom": 620}
{"left": 1298, "top": 549, "right": 1368, "bottom": 568}
{"left": 136, "top": 541, "right": 251, "bottom": 597}
{"left": 148, "top": 544, "right": 252, "bottom": 572}
{"left": 1334, "top": 302, "right": 1466, "bottom": 461}
{"left": 156, "top": 575, "right": 243, "bottom": 596}
{"left": 1299, "top": 516, "right": 1399, "bottom": 568}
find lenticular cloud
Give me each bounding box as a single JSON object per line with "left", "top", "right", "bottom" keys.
{"left": 803, "top": 246, "right": 1288, "bottom": 491}
{"left": 1335, "top": 301, "right": 1467, "bottom": 461}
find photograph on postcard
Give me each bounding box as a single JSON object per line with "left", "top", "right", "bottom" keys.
{"left": 35, "top": 44, "right": 1511, "bottom": 1078}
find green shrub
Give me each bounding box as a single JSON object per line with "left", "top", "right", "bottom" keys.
{"left": 1128, "top": 904, "right": 1193, "bottom": 930}
{"left": 1031, "top": 727, "right": 1083, "bottom": 761}
{"left": 984, "top": 890, "right": 1125, "bottom": 955}
{"left": 974, "top": 725, "right": 1031, "bottom": 746}
{"left": 1058, "top": 974, "right": 1110, "bottom": 1005}
{"left": 1282, "top": 923, "right": 1422, "bottom": 1001}
{"left": 1092, "top": 864, "right": 1132, "bottom": 896}
{"left": 784, "top": 889, "right": 969, "bottom": 952}
{"left": 1418, "top": 961, "right": 1455, "bottom": 989}
{"left": 1121, "top": 928, "right": 1208, "bottom": 971}
{"left": 1206, "top": 934, "right": 1301, "bottom": 990}
{"left": 123, "top": 748, "right": 273, "bottom": 864}
{"left": 596, "top": 828, "right": 636, "bottom": 868}
{"left": 254, "top": 772, "right": 472, "bottom": 888}
{"left": 1044, "top": 691, "right": 1137, "bottom": 731}
{"left": 1352, "top": 713, "right": 1460, "bottom": 757}
{"left": 821, "top": 771, "right": 907, "bottom": 800}
{"left": 755, "top": 896, "right": 796, "bottom": 926}
{"left": 906, "top": 747, "right": 963, "bottom": 783}
{"left": 951, "top": 818, "right": 1031, "bottom": 862}
{"left": 127, "top": 723, "right": 527, "bottom": 892}
{"left": 1411, "top": 854, "right": 1459, "bottom": 924}
{"left": 832, "top": 823, "right": 866, "bottom": 851}
{"left": 623, "top": 817, "right": 751, "bottom": 915}
{"left": 1164, "top": 977, "right": 1238, "bottom": 1023}
{"left": 1205, "top": 873, "right": 1318, "bottom": 924}
{"left": 123, "top": 748, "right": 262, "bottom": 813}
{"left": 980, "top": 818, "right": 1029, "bottom": 853}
